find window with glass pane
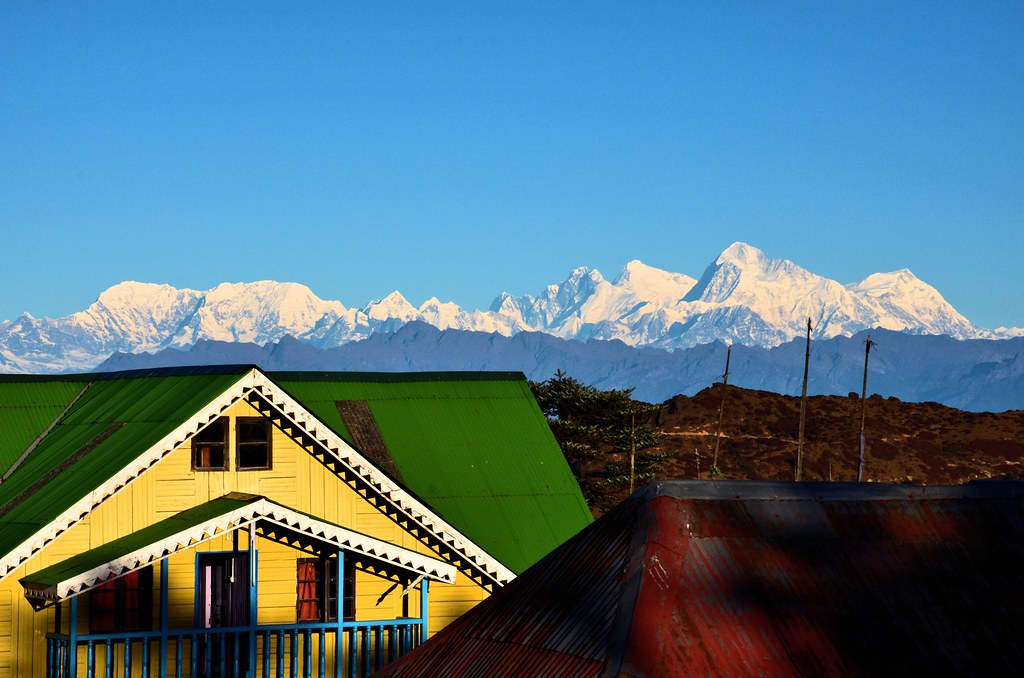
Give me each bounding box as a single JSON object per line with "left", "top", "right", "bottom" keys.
{"left": 88, "top": 567, "right": 153, "bottom": 633}
{"left": 192, "top": 417, "right": 228, "bottom": 470}
{"left": 236, "top": 417, "right": 271, "bottom": 470}
{"left": 296, "top": 557, "right": 355, "bottom": 622}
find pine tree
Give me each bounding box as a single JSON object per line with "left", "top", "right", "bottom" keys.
{"left": 530, "top": 370, "right": 666, "bottom": 512}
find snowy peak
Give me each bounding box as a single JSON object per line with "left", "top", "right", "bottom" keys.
{"left": 95, "top": 281, "right": 185, "bottom": 307}
{"left": 613, "top": 260, "right": 696, "bottom": 301}
{"left": 846, "top": 270, "right": 973, "bottom": 338}
{"left": 851, "top": 269, "right": 923, "bottom": 294}
{"left": 717, "top": 241, "right": 768, "bottom": 268}
{"left": 184, "top": 281, "right": 346, "bottom": 344}
{"left": 362, "top": 291, "right": 418, "bottom": 322}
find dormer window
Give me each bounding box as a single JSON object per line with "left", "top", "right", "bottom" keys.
{"left": 237, "top": 417, "right": 272, "bottom": 470}
{"left": 192, "top": 418, "right": 228, "bottom": 470}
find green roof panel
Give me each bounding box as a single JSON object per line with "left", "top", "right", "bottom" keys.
{"left": 0, "top": 370, "right": 248, "bottom": 557}
{"left": 273, "top": 372, "right": 593, "bottom": 573}
{"left": 0, "top": 379, "right": 88, "bottom": 473}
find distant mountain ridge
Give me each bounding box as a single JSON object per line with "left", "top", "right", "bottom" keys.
{"left": 1, "top": 242, "right": 1019, "bottom": 374}
{"left": 94, "top": 324, "right": 1024, "bottom": 413}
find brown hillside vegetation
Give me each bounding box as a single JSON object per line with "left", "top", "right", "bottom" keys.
{"left": 653, "top": 383, "right": 1024, "bottom": 485}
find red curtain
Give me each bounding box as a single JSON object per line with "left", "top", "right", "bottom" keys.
{"left": 297, "top": 560, "right": 320, "bottom": 621}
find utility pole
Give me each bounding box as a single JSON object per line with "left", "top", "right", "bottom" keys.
{"left": 795, "top": 318, "right": 811, "bottom": 481}
{"left": 858, "top": 335, "right": 875, "bottom": 482}
{"left": 711, "top": 343, "right": 731, "bottom": 478}
{"left": 629, "top": 410, "right": 636, "bottom": 494}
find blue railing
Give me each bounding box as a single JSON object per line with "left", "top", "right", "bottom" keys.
{"left": 45, "top": 618, "right": 423, "bottom": 678}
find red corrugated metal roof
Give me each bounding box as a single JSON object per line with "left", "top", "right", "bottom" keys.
{"left": 377, "top": 480, "right": 1024, "bottom": 677}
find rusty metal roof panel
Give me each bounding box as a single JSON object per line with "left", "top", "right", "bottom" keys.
{"left": 379, "top": 479, "right": 1024, "bottom": 677}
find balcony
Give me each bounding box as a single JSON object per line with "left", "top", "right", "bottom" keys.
{"left": 21, "top": 495, "right": 456, "bottom": 678}
{"left": 45, "top": 617, "right": 425, "bottom": 678}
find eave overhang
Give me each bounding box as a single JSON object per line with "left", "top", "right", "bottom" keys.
{"left": 20, "top": 492, "right": 457, "bottom": 608}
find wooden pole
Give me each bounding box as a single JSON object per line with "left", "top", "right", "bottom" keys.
{"left": 795, "top": 318, "right": 811, "bottom": 481}
{"left": 858, "top": 335, "right": 874, "bottom": 482}
{"left": 629, "top": 410, "right": 636, "bottom": 494}
{"left": 711, "top": 343, "right": 731, "bottom": 477}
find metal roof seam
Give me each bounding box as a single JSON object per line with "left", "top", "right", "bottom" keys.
{"left": 0, "top": 381, "right": 92, "bottom": 484}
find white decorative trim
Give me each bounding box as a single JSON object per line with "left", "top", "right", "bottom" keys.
{"left": 249, "top": 371, "right": 516, "bottom": 586}
{"left": 22, "top": 496, "right": 456, "bottom": 602}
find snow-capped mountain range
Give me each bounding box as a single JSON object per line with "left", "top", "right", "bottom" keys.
{"left": 1, "top": 243, "right": 1018, "bottom": 374}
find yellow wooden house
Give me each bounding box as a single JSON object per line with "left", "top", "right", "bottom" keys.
{"left": 0, "top": 366, "right": 592, "bottom": 677}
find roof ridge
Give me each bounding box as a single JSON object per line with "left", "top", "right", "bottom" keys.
{"left": 265, "top": 370, "right": 528, "bottom": 383}
{"left": 642, "top": 479, "right": 1024, "bottom": 501}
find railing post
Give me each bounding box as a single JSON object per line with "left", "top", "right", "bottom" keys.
{"left": 160, "top": 558, "right": 169, "bottom": 678}
{"left": 420, "top": 579, "right": 429, "bottom": 644}
{"left": 290, "top": 629, "right": 298, "bottom": 678}
{"left": 249, "top": 527, "right": 258, "bottom": 678}
{"left": 347, "top": 629, "right": 356, "bottom": 678}
{"left": 68, "top": 596, "right": 78, "bottom": 678}
{"left": 335, "top": 550, "right": 344, "bottom": 678}
{"left": 276, "top": 629, "right": 285, "bottom": 677}
{"left": 319, "top": 629, "right": 326, "bottom": 678}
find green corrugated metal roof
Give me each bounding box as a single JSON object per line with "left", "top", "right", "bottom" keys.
{"left": 0, "top": 379, "right": 88, "bottom": 472}
{"left": 271, "top": 373, "right": 593, "bottom": 574}
{"left": 0, "top": 369, "right": 249, "bottom": 558}
{"left": 21, "top": 494, "right": 263, "bottom": 588}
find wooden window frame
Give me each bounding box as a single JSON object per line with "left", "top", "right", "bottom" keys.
{"left": 296, "top": 557, "right": 355, "bottom": 623}
{"left": 88, "top": 566, "right": 154, "bottom": 633}
{"left": 236, "top": 417, "right": 272, "bottom": 471}
{"left": 192, "top": 417, "right": 229, "bottom": 471}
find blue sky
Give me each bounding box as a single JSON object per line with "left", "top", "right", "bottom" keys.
{"left": 2, "top": 3, "right": 1022, "bottom": 329}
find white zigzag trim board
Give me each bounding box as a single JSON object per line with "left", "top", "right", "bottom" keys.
{"left": 21, "top": 497, "right": 456, "bottom": 603}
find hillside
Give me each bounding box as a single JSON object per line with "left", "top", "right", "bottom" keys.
{"left": 653, "top": 384, "right": 1024, "bottom": 485}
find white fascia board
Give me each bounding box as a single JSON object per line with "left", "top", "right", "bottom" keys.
{"left": 27, "top": 501, "right": 265, "bottom": 602}
{"left": 256, "top": 501, "right": 457, "bottom": 584}
{"left": 249, "top": 371, "right": 516, "bottom": 586}
{"left": 26, "top": 497, "right": 455, "bottom": 602}
{"left": 0, "top": 370, "right": 258, "bottom": 583}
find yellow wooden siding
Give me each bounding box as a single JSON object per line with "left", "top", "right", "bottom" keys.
{"left": 0, "top": 399, "right": 494, "bottom": 676}
{"left": 0, "top": 590, "right": 11, "bottom": 671}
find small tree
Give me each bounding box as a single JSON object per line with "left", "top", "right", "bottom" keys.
{"left": 531, "top": 370, "right": 666, "bottom": 512}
